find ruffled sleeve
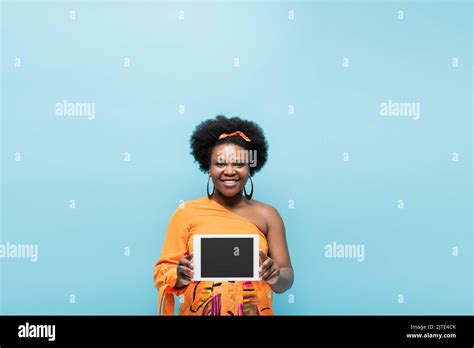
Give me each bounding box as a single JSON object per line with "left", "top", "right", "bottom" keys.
{"left": 153, "top": 207, "right": 191, "bottom": 315}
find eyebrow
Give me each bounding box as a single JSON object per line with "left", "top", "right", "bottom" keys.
{"left": 215, "top": 160, "right": 247, "bottom": 164}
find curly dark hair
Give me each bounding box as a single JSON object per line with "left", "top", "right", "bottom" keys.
{"left": 190, "top": 115, "right": 269, "bottom": 176}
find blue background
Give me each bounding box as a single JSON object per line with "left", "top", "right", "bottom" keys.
{"left": 1, "top": 0, "right": 472, "bottom": 315}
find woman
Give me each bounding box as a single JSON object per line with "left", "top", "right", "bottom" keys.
{"left": 153, "top": 115, "right": 294, "bottom": 315}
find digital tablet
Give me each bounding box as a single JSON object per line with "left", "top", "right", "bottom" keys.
{"left": 192, "top": 234, "right": 260, "bottom": 281}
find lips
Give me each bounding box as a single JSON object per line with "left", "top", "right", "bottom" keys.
{"left": 220, "top": 179, "right": 239, "bottom": 187}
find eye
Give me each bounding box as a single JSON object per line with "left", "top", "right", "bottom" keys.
{"left": 216, "top": 162, "right": 225, "bottom": 167}
{"left": 235, "top": 163, "right": 245, "bottom": 167}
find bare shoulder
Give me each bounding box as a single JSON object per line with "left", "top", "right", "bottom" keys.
{"left": 250, "top": 200, "right": 283, "bottom": 223}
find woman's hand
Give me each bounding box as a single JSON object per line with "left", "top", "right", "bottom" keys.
{"left": 259, "top": 250, "right": 280, "bottom": 285}
{"left": 175, "top": 253, "right": 194, "bottom": 289}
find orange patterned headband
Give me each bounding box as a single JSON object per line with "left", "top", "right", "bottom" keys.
{"left": 218, "top": 131, "right": 251, "bottom": 142}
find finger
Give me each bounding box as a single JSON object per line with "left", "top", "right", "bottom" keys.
{"left": 261, "top": 262, "right": 277, "bottom": 280}
{"left": 259, "top": 250, "right": 268, "bottom": 261}
{"left": 266, "top": 269, "right": 280, "bottom": 284}
{"left": 183, "top": 266, "right": 194, "bottom": 278}
{"left": 263, "top": 267, "right": 279, "bottom": 282}
{"left": 268, "top": 268, "right": 280, "bottom": 280}
{"left": 180, "top": 275, "right": 192, "bottom": 284}
{"left": 186, "top": 253, "right": 194, "bottom": 268}
{"left": 179, "top": 258, "right": 194, "bottom": 269}
{"left": 178, "top": 265, "right": 194, "bottom": 278}
{"left": 260, "top": 269, "right": 272, "bottom": 280}
{"left": 259, "top": 258, "right": 272, "bottom": 273}
{"left": 176, "top": 268, "right": 192, "bottom": 285}
{"left": 261, "top": 267, "right": 274, "bottom": 280}
{"left": 183, "top": 275, "right": 193, "bottom": 283}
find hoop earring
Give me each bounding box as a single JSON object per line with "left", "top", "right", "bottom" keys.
{"left": 244, "top": 176, "right": 253, "bottom": 200}
{"left": 207, "top": 175, "right": 215, "bottom": 200}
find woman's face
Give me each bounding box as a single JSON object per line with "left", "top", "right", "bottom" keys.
{"left": 209, "top": 143, "right": 251, "bottom": 198}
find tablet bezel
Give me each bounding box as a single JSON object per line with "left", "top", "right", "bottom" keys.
{"left": 192, "top": 234, "right": 260, "bottom": 281}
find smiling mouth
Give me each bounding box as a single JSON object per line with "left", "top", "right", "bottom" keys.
{"left": 221, "top": 179, "right": 239, "bottom": 187}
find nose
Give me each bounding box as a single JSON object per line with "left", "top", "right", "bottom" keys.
{"left": 223, "top": 164, "right": 236, "bottom": 176}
